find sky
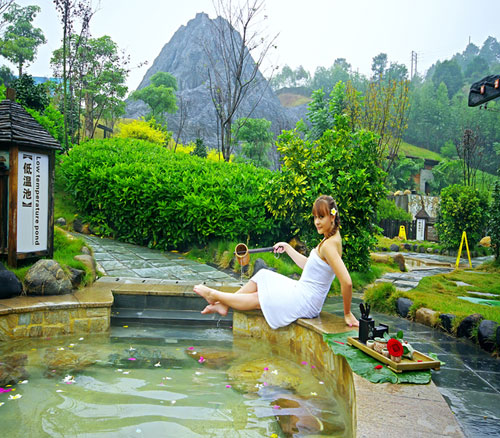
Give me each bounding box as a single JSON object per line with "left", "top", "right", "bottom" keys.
{"left": 8, "top": 0, "right": 500, "bottom": 95}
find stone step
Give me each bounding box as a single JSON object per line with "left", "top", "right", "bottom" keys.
{"left": 111, "top": 308, "right": 232, "bottom": 327}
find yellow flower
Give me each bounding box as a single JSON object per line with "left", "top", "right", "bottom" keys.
{"left": 331, "top": 208, "right": 337, "bottom": 216}
{"left": 270, "top": 434, "right": 278, "bottom": 438}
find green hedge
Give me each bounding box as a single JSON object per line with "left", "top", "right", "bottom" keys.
{"left": 60, "top": 138, "right": 286, "bottom": 249}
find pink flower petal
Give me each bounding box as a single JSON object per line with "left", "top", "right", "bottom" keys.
{"left": 263, "top": 367, "right": 269, "bottom": 371}
{"left": 225, "top": 384, "right": 231, "bottom": 388}
{"left": 301, "top": 361, "right": 308, "bottom": 365}
{"left": 0, "top": 388, "right": 12, "bottom": 393}
{"left": 311, "top": 365, "right": 316, "bottom": 369}
{"left": 374, "top": 365, "right": 383, "bottom": 370}
{"left": 188, "top": 347, "right": 194, "bottom": 350}
{"left": 334, "top": 341, "right": 345, "bottom": 345}
{"left": 263, "top": 382, "right": 268, "bottom": 386}
{"left": 272, "top": 405, "right": 280, "bottom": 409}
{"left": 198, "top": 356, "right": 205, "bottom": 363}
{"left": 128, "top": 358, "right": 136, "bottom": 361}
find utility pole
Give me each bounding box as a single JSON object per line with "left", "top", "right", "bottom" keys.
{"left": 410, "top": 51, "right": 418, "bottom": 79}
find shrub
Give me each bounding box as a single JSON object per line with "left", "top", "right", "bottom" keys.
{"left": 26, "top": 105, "right": 65, "bottom": 146}
{"left": 265, "top": 115, "right": 386, "bottom": 272}
{"left": 376, "top": 197, "right": 412, "bottom": 222}
{"left": 116, "top": 119, "right": 167, "bottom": 145}
{"left": 60, "top": 138, "right": 286, "bottom": 249}
{"left": 490, "top": 180, "right": 500, "bottom": 260}
{"left": 435, "top": 184, "right": 489, "bottom": 249}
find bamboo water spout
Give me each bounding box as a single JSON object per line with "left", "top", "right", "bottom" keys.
{"left": 234, "top": 243, "right": 277, "bottom": 266}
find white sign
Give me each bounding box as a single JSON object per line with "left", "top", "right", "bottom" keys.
{"left": 17, "top": 152, "right": 49, "bottom": 252}
{"left": 416, "top": 219, "right": 425, "bottom": 241}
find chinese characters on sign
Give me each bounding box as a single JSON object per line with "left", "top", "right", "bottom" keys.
{"left": 416, "top": 218, "right": 425, "bottom": 241}
{"left": 17, "top": 152, "right": 48, "bottom": 252}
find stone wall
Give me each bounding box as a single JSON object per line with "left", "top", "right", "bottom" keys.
{"left": 233, "top": 311, "right": 356, "bottom": 437}
{"left": 0, "top": 307, "right": 110, "bottom": 341}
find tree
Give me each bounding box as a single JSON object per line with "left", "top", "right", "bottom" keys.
{"left": 232, "top": 117, "right": 273, "bottom": 167}
{"left": 310, "top": 58, "right": 351, "bottom": 95}
{"left": 490, "top": 179, "right": 500, "bottom": 261}
{"left": 53, "top": 0, "right": 94, "bottom": 149}
{"left": 205, "top": 0, "right": 277, "bottom": 162}
{"left": 456, "top": 128, "right": 483, "bottom": 188}
{"left": 0, "top": 3, "right": 45, "bottom": 77}
{"left": 11, "top": 73, "right": 48, "bottom": 111}
{"left": 371, "top": 53, "right": 388, "bottom": 81}
{"left": 131, "top": 71, "right": 177, "bottom": 126}
{"left": 0, "top": 64, "right": 14, "bottom": 85}
{"left": 432, "top": 59, "right": 463, "bottom": 98}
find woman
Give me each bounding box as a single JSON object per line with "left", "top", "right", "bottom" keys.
{"left": 194, "top": 195, "right": 359, "bottom": 328}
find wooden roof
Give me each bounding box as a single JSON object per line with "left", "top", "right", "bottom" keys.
{"left": 0, "top": 98, "right": 61, "bottom": 150}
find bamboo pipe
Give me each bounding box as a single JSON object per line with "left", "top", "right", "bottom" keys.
{"left": 234, "top": 243, "right": 280, "bottom": 266}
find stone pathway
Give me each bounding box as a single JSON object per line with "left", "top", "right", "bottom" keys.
{"left": 78, "top": 235, "right": 499, "bottom": 437}
{"left": 79, "top": 235, "right": 237, "bottom": 283}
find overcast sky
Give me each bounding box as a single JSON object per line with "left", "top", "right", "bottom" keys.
{"left": 10, "top": 0, "right": 500, "bottom": 94}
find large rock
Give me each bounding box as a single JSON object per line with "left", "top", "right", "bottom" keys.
{"left": 415, "top": 307, "right": 438, "bottom": 327}
{"left": 253, "top": 258, "right": 276, "bottom": 276}
{"left": 457, "top": 313, "right": 483, "bottom": 339}
{"left": 392, "top": 253, "right": 406, "bottom": 272}
{"left": 396, "top": 297, "right": 413, "bottom": 318}
{"left": 44, "top": 348, "right": 97, "bottom": 376}
{"left": 74, "top": 255, "right": 96, "bottom": 279}
{"left": 23, "top": 260, "right": 72, "bottom": 296}
{"left": 0, "top": 264, "right": 22, "bottom": 298}
{"left": 125, "top": 12, "right": 304, "bottom": 151}
{"left": 389, "top": 243, "right": 400, "bottom": 252}
{"left": 477, "top": 320, "right": 498, "bottom": 352}
{"left": 439, "top": 313, "right": 456, "bottom": 333}
{"left": 0, "top": 354, "right": 28, "bottom": 386}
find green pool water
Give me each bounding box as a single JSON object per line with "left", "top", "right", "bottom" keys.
{"left": 0, "top": 324, "right": 349, "bottom": 437}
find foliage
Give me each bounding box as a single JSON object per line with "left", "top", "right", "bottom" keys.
{"left": 191, "top": 137, "right": 207, "bottom": 158}
{"left": 11, "top": 74, "right": 49, "bottom": 111}
{"left": 0, "top": 3, "right": 46, "bottom": 77}
{"left": 440, "top": 140, "right": 457, "bottom": 159}
{"left": 386, "top": 155, "right": 424, "bottom": 191}
{"left": 428, "top": 159, "right": 463, "bottom": 193}
{"left": 270, "top": 64, "right": 310, "bottom": 91}
{"left": 232, "top": 117, "right": 273, "bottom": 167}
{"left": 265, "top": 114, "right": 386, "bottom": 272}
{"left": 59, "top": 138, "right": 285, "bottom": 249}
{"left": 432, "top": 59, "right": 463, "bottom": 99}
{"left": 116, "top": 119, "right": 167, "bottom": 145}
{"left": 376, "top": 197, "right": 412, "bottom": 222}
{"left": 26, "top": 104, "right": 65, "bottom": 145}
{"left": 131, "top": 71, "right": 177, "bottom": 125}
{"left": 435, "top": 184, "right": 489, "bottom": 250}
{"left": 490, "top": 180, "right": 500, "bottom": 260}
{"left": 0, "top": 64, "right": 14, "bottom": 85}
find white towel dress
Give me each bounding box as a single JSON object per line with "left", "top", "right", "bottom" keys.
{"left": 251, "top": 248, "right": 335, "bottom": 329}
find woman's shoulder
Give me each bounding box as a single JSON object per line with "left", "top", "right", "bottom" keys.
{"left": 322, "top": 232, "right": 342, "bottom": 255}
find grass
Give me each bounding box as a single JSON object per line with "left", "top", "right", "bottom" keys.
{"left": 399, "top": 141, "right": 443, "bottom": 161}
{"left": 277, "top": 93, "right": 312, "bottom": 107}
{"left": 10, "top": 227, "right": 93, "bottom": 286}
{"left": 364, "top": 266, "right": 500, "bottom": 327}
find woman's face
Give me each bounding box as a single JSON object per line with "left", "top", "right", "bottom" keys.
{"left": 313, "top": 211, "right": 334, "bottom": 236}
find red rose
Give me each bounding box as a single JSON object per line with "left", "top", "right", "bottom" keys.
{"left": 387, "top": 338, "right": 404, "bottom": 357}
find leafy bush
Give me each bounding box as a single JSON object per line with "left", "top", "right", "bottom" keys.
{"left": 490, "top": 180, "right": 500, "bottom": 260}
{"left": 116, "top": 119, "right": 167, "bottom": 145}
{"left": 26, "top": 105, "right": 65, "bottom": 145}
{"left": 59, "top": 138, "right": 285, "bottom": 249}
{"left": 376, "top": 197, "right": 412, "bottom": 221}
{"left": 265, "top": 114, "right": 386, "bottom": 272}
{"left": 435, "top": 184, "right": 489, "bottom": 249}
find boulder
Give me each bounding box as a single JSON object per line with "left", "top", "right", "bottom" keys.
{"left": 81, "top": 246, "right": 91, "bottom": 255}
{"left": 0, "top": 354, "right": 28, "bottom": 386}
{"left": 415, "top": 307, "right": 438, "bottom": 327}
{"left": 392, "top": 253, "right": 406, "bottom": 272}
{"left": 426, "top": 247, "right": 434, "bottom": 254}
{"left": 457, "top": 314, "right": 483, "bottom": 338}
{"left": 370, "top": 254, "right": 392, "bottom": 264}
{"left": 403, "top": 243, "right": 412, "bottom": 251}
{"left": 74, "top": 254, "right": 96, "bottom": 279}
{"left": 419, "top": 246, "right": 427, "bottom": 253}
{"left": 439, "top": 313, "right": 456, "bottom": 333}
{"left": 389, "top": 243, "right": 400, "bottom": 252}
{"left": 55, "top": 217, "right": 67, "bottom": 226}
{"left": 73, "top": 218, "right": 83, "bottom": 233}
{"left": 23, "top": 260, "right": 72, "bottom": 296}
{"left": 68, "top": 267, "right": 85, "bottom": 288}
{"left": 253, "top": 258, "right": 276, "bottom": 276}
{"left": 0, "top": 264, "right": 22, "bottom": 298}
{"left": 44, "top": 348, "right": 97, "bottom": 376}
{"left": 479, "top": 236, "right": 491, "bottom": 247}
{"left": 477, "top": 320, "right": 498, "bottom": 352}
{"left": 412, "top": 244, "right": 418, "bottom": 251}
{"left": 396, "top": 297, "right": 413, "bottom": 318}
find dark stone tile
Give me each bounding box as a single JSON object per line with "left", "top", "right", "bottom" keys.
{"left": 476, "top": 371, "right": 500, "bottom": 393}
{"left": 113, "top": 294, "right": 147, "bottom": 309}
{"left": 460, "top": 415, "right": 500, "bottom": 438}
{"left": 432, "top": 368, "right": 494, "bottom": 392}
{"left": 439, "top": 387, "right": 500, "bottom": 422}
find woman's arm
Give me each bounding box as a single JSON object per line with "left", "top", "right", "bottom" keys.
{"left": 320, "top": 239, "right": 359, "bottom": 327}
{"left": 273, "top": 242, "right": 308, "bottom": 269}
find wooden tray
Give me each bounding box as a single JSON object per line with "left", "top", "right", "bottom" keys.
{"left": 347, "top": 337, "right": 441, "bottom": 373}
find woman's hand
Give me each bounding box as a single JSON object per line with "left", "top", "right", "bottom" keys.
{"left": 273, "top": 242, "right": 288, "bottom": 254}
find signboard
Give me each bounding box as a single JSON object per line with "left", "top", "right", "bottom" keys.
{"left": 17, "top": 151, "right": 49, "bottom": 252}
{"left": 416, "top": 219, "right": 425, "bottom": 241}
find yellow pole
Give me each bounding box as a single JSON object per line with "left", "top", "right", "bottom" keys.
{"left": 455, "top": 231, "right": 472, "bottom": 268}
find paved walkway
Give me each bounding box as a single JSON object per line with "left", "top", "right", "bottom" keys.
{"left": 80, "top": 235, "right": 499, "bottom": 438}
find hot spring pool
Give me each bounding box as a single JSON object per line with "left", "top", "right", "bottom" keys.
{"left": 0, "top": 323, "right": 349, "bottom": 437}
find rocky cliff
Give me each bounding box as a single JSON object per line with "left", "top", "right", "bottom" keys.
{"left": 125, "top": 12, "right": 306, "bottom": 148}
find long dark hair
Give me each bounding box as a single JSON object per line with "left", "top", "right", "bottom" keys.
{"left": 312, "top": 195, "right": 340, "bottom": 239}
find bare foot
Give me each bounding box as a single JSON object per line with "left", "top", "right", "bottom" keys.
{"left": 201, "top": 302, "right": 229, "bottom": 316}
{"left": 344, "top": 312, "right": 359, "bottom": 328}
{"left": 193, "top": 284, "right": 217, "bottom": 304}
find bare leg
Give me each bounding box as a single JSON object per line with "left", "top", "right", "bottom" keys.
{"left": 199, "top": 281, "right": 258, "bottom": 316}
{"left": 194, "top": 283, "right": 260, "bottom": 312}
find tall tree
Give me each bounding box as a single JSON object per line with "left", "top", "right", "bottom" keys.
{"left": 53, "top": 0, "right": 93, "bottom": 148}
{"left": 232, "top": 117, "right": 273, "bottom": 167}
{"left": 432, "top": 59, "right": 463, "bottom": 98}
{"left": 371, "top": 53, "right": 388, "bottom": 81}
{"left": 205, "top": 0, "right": 277, "bottom": 162}
{"left": 0, "top": 3, "right": 46, "bottom": 77}
{"left": 131, "top": 71, "right": 178, "bottom": 126}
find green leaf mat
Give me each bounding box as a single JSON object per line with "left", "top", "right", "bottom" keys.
{"left": 323, "top": 331, "right": 432, "bottom": 384}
